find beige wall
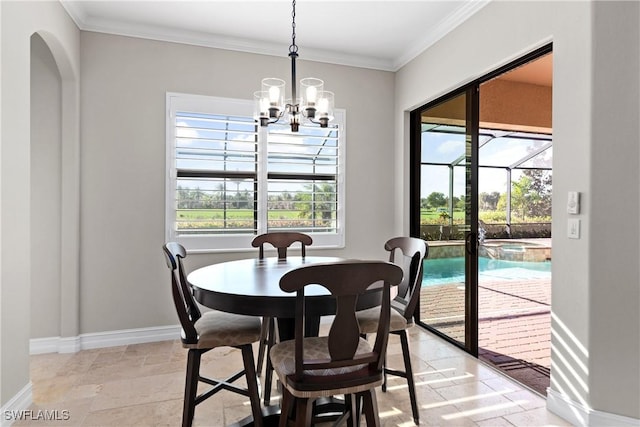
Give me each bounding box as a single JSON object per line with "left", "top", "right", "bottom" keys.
{"left": 2, "top": 1, "right": 639, "bottom": 423}
{"left": 1, "top": 1, "right": 394, "bottom": 406}
{"left": 395, "top": 0, "right": 639, "bottom": 421}
{"left": 30, "top": 33, "right": 63, "bottom": 339}
{"left": 1, "top": 0, "right": 80, "bottom": 407}
{"left": 588, "top": 0, "right": 640, "bottom": 416}
{"left": 78, "top": 32, "right": 396, "bottom": 333}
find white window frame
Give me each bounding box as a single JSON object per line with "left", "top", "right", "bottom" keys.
{"left": 166, "top": 92, "right": 346, "bottom": 253}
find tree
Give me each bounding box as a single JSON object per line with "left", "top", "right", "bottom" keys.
{"left": 511, "top": 170, "right": 552, "bottom": 220}
{"left": 295, "top": 183, "right": 336, "bottom": 224}
{"left": 426, "top": 192, "right": 447, "bottom": 209}
{"left": 480, "top": 191, "right": 501, "bottom": 211}
{"left": 511, "top": 175, "right": 532, "bottom": 220}
{"left": 522, "top": 169, "right": 552, "bottom": 217}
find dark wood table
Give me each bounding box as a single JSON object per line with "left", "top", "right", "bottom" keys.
{"left": 189, "top": 256, "right": 344, "bottom": 317}
{"left": 189, "top": 256, "right": 385, "bottom": 338}
{"left": 187, "top": 256, "right": 385, "bottom": 425}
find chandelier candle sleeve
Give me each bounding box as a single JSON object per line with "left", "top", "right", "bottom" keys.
{"left": 301, "top": 78, "right": 323, "bottom": 119}
{"left": 261, "top": 78, "right": 285, "bottom": 119}
{"left": 316, "top": 91, "right": 334, "bottom": 126}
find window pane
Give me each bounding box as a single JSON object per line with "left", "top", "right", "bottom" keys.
{"left": 267, "top": 179, "right": 337, "bottom": 232}
{"left": 267, "top": 122, "right": 340, "bottom": 233}
{"left": 479, "top": 133, "right": 552, "bottom": 167}
{"left": 176, "top": 113, "right": 257, "bottom": 172}
{"left": 174, "top": 111, "right": 257, "bottom": 235}
{"left": 268, "top": 123, "right": 339, "bottom": 175}
{"left": 421, "top": 125, "right": 466, "bottom": 164}
{"left": 175, "top": 177, "right": 255, "bottom": 235}
{"left": 167, "top": 94, "right": 345, "bottom": 250}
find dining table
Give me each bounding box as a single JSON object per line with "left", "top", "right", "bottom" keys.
{"left": 187, "top": 255, "right": 388, "bottom": 425}
{"left": 188, "top": 255, "right": 386, "bottom": 339}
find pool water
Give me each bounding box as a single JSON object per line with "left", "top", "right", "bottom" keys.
{"left": 423, "top": 257, "right": 551, "bottom": 286}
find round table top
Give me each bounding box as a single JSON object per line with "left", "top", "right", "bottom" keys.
{"left": 188, "top": 256, "right": 382, "bottom": 318}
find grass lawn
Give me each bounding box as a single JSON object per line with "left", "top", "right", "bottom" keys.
{"left": 420, "top": 210, "right": 465, "bottom": 223}
{"left": 177, "top": 209, "right": 302, "bottom": 220}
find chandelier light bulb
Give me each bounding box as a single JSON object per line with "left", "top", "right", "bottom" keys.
{"left": 268, "top": 86, "right": 280, "bottom": 105}
{"left": 317, "top": 97, "right": 328, "bottom": 114}
{"left": 260, "top": 97, "right": 270, "bottom": 113}
{"left": 307, "top": 86, "right": 317, "bottom": 104}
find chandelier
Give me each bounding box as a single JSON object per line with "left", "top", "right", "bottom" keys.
{"left": 254, "top": 0, "right": 334, "bottom": 132}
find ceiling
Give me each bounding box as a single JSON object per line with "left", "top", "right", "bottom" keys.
{"left": 61, "top": 0, "right": 490, "bottom": 71}
{"left": 499, "top": 54, "right": 552, "bottom": 87}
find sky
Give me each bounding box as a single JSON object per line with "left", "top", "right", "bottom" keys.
{"left": 420, "top": 130, "right": 552, "bottom": 198}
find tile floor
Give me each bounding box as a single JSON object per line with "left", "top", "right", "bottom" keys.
{"left": 420, "top": 273, "right": 552, "bottom": 395}
{"left": 16, "top": 327, "right": 572, "bottom": 426}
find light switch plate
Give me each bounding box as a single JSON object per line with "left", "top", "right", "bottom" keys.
{"left": 567, "top": 191, "right": 580, "bottom": 214}
{"left": 568, "top": 218, "right": 580, "bottom": 239}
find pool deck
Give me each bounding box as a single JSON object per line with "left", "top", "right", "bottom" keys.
{"left": 418, "top": 258, "right": 551, "bottom": 395}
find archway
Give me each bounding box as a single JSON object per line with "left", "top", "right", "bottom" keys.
{"left": 30, "top": 31, "right": 80, "bottom": 351}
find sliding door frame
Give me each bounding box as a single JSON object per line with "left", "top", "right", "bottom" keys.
{"left": 410, "top": 43, "right": 553, "bottom": 356}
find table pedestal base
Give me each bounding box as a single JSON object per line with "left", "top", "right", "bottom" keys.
{"left": 229, "top": 396, "right": 349, "bottom": 427}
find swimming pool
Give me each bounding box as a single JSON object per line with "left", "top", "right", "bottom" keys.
{"left": 423, "top": 257, "right": 551, "bottom": 286}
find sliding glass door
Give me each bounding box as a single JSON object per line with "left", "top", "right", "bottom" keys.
{"left": 410, "top": 44, "right": 552, "bottom": 360}
{"left": 411, "top": 88, "right": 479, "bottom": 354}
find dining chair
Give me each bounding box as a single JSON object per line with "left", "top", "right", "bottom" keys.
{"left": 270, "top": 260, "right": 404, "bottom": 427}
{"left": 251, "top": 231, "right": 313, "bottom": 405}
{"left": 162, "top": 242, "right": 263, "bottom": 427}
{"left": 356, "top": 237, "right": 428, "bottom": 425}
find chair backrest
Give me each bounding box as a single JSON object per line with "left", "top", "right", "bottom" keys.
{"left": 162, "top": 242, "right": 201, "bottom": 344}
{"left": 384, "top": 237, "right": 429, "bottom": 321}
{"left": 279, "top": 260, "right": 403, "bottom": 385}
{"left": 251, "top": 232, "right": 313, "bottom": 260}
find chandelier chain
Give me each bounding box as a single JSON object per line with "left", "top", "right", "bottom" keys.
{"left": 289, "top": 0, "right": 298, "bottom": 54}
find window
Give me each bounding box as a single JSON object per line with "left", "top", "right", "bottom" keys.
{"left": 166, "top": 93, "right": 345, "bottom": 252}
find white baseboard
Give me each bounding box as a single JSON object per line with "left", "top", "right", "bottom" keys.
{"left": 547, "top": 388, "right": 640, "bottom": 427}
{"left": 1, "top": 382, "right": 32, "bottom": 427}
{"left": 29, "top": 325, "right": 181, "bottom": 355}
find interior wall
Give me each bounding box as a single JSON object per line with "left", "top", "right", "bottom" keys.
{"left": 395, "top": 0, "right": 639, "bottom": 421}
{"left": 30, "top": 33, "right": 63, "bottom": 339}
{"left": 588, "top": 0, "right": 640, "bottom": 415}
{"left": 0, "top": 0, "right": 80, "bottom": 407}
{"left": 79, "top": 32, "right": 396, "bottom": 334}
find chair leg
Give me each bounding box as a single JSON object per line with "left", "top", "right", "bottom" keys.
{"left": 399, "top": 330, "right": 419, "bottom": 425}
{"left": 241, "top": 344, "right": 263, "bottom": 427}
{"left": 256, "top": 317, "right": 271, "bottom": 375}
{"left": 359, "top": 389, "right": 380, "bottom": 427}
{"left": 345, "top": 394, "right": 361, "bottom": 427}
{"left": 183, "top": 349, "right": 202, "bottom": 427}
{"left": 279, "top": 389, "right": 293, "bottom": 427}
{"left": 294, "top": 397, "right": 314, "bottom": 427}
{"left": 381, "top": 354, "right": 388, "bottom": 392}
{"left": 263, "top": 318, "right": 276, "bottom": 405}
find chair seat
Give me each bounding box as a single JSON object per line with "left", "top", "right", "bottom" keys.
{"left": 357, "top": 306, "right": 411, "bottom": 335}
{"left": 186, "top": 310, "right": 262, "bottom": 349}
{"left": 270, "top": 336, "right": 382, "bottom": 398}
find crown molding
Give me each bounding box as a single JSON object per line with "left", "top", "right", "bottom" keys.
{"left": 393, "top": 0, "right": 491, "bottom": 70}
{"left": 61, "top": 0, "right": 489, "bottom": 72}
